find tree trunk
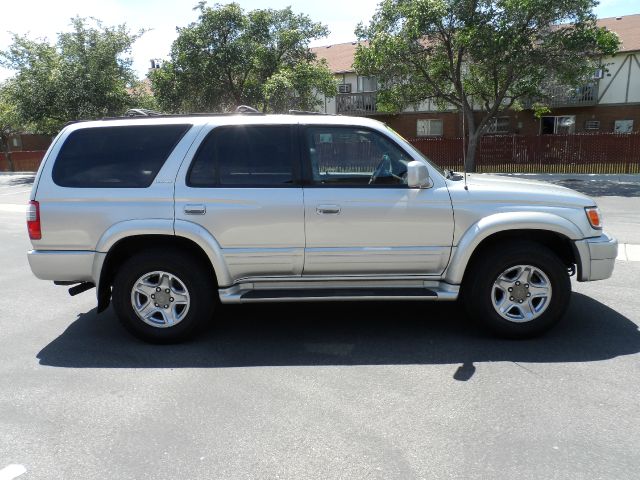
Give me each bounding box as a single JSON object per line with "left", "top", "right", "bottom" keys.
{"left": 463, "top": 111, "right": 480, "bottom": 173}
{"left": 0, "top": 135, "right": 15, "bottom": 172}
{"left": 465, "top": 130, "right": 481, "bottom": 173}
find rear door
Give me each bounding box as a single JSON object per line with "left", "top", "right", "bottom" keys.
{"left": 174, "top": 123, "right": 305, "bottom": 282}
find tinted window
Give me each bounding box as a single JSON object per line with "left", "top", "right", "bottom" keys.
{"left": 306, "top": 126, "right": 411, "bottom": 186}
{"left": 53, "top": 124, "right": 190, "bottom": 188}
{"left": 188, "top": 126, "right": 294, "bottom": 187}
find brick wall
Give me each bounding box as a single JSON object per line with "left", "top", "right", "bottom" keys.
{"left": 374, "top": 105, "right": 640, "bottom": 139}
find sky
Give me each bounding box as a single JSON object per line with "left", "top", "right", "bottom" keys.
{"left": 1, "top": 0, "right": 639, "bottom": 81}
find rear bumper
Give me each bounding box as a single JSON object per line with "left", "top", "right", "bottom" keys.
{"left": 574, "top": 232, "right": 618, "bottom": 282}
{"left": 27, "top": 250, "right": 104, "bottom": 284}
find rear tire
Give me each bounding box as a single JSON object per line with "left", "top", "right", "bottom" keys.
{"left": 463, "top": 242, "right": 571, "bottom": 338}
{"left": 112, "top": 250, "right": 215, "bottom": 343}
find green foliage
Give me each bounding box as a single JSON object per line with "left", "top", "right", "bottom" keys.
{"left": 0, "top": 81, "right": 21, "bottom": 133}
{"left": 0, "top": 17, "right": 144, "bottom": 134}
{"left": 0, "top": 81, "right": 21, "bottom": 170}
{"left": 355, "top": 0, "right": 620, "bottom": 170}
{"left": 151, "top": 2, "right": 336, "bottom": 113}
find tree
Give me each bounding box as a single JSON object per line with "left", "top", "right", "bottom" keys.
{"left": 0, "top": 17, "right": 145, "bottom": 135}
{"left": 354, "top": 0, "right": 620, "bottom": 171}
{"left": 150, "top": 2, "right": 336, "bottom": 113}
{"left": 0, "top": 81, "right": 22, "bottom": 171}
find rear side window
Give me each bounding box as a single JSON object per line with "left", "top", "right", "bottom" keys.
{"left": 188, "top": 125, "right": 295, "bottom": 187}
{"left": 52, "top": 124, "right": 191, "bottom": 188}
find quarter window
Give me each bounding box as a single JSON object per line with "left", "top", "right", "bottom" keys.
{"left": 188, "top": 126, "right": 295, "bottom": 187}
{"left": 305, "top": 126, "right": 411, "bottom": 186}
{"left": 52, "top": 124, "right": 191, "bottom": 188}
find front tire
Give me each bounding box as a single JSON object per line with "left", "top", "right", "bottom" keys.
{"left": 112, "top": 250, "right": 215, "bottom": 343}
{"left": 463, "top": 242, "right": 571, "bottom": 338}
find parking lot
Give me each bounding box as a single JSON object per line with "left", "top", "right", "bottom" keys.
{"left": 1, "top": 174, "right": 639, "bottom": 479}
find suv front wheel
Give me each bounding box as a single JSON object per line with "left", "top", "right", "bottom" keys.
{"left": 463, "top": 242, "right": 571, "bottom": 338}
{"left": 112, "top": 250, "right": 215, "bottom": 343}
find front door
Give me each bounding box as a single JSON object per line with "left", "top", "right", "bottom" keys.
{"left": 175, "top": 123, "right": 304, "bottom": 282}
{"left": 301, "top": 125, "right": 453, "bottom": 276}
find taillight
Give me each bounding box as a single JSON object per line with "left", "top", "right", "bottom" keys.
{"left": 27, "top": 200, "right": 41, "bottom": 240}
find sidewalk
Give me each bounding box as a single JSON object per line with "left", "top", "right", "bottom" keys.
{"left": 496, "top": 173, "right": 640, "bottom": 183}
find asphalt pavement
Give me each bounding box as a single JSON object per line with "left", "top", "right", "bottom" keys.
{"left": 1, "top": 174, "right": 639, "bottom": 479}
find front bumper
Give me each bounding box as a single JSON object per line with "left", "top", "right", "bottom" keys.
{"left": 27, "top": 250, "right": 105, "bottom": 284}
{"left": 574, "top": 231, "right": 618, "bottom": 282}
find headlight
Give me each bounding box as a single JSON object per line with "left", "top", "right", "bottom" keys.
{"left": 585, "top": 207, "right": 602, "bottom": 229}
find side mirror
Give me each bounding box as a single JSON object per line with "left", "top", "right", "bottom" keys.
{"left": 407, "top": 161, "right": 431, "bottom": 188}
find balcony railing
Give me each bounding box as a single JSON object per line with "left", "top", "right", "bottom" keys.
{"left": 544, "top": 83, "right": 599, "bottom": 107}
{"left": 335, "top": 83, "right": 598, "bottom": 115}
{"left": 336, "top": 92, "right": 377, "bottom": 115}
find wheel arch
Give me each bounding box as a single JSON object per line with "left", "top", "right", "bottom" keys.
{"left": 445, "top": 212, "right": 583, "bottom": 285}
{"left": 96, "top": 231, "right": 228, "bottom": 313}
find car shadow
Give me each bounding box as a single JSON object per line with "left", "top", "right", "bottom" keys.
{"left": 37, "top": 293, "right": 640, "bottom": 374}
{"left": 0, "top": 174, "right": 35, "bottom": 187}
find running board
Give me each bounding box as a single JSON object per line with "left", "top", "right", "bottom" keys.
{"left": 219, "top": 283, "right": 459, "bottom": 304}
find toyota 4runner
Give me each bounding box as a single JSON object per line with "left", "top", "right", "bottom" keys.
{"left": 26, "top": 114, "right": 618, "bottom": 342}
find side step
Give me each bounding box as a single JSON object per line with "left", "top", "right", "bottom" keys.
{"left": 220, "top": 284, "right": 459, "bottom": 304}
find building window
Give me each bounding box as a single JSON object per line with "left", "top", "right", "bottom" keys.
{"left": 416, "top": 119, "right": 443, "bottom": 137}
{"left": 357, "top": 76, "right": 377, "bottom": 92}
{"left": 541, "top": 115, "right": 575, "bottom": 135}
{"left": 585, "top": 120, "right": 600, "bottom": 131}
{"left": 614, "top": 120, "right": 634, "bottom": 134}
{"left": 485, "top": 117, "right": 510, "bottom": 134}
{"left": 338, "top": 83, "right": 352, "bottom": 94}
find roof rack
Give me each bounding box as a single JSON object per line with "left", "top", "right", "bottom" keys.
{"left": 125, "top": 108, "right": 164, "bottom": 117}
{"left": 61, "top": 107, "right": 324, "bottom": 127}
{"left": 235, "top": 105, "right": 261, "bottom": 113}
{"left": 288, "top": 110, "right": 332, "bottom": 115}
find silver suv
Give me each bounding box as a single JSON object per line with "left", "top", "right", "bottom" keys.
{"left": 27, "top": 114, "right": 618, "bottom": 342}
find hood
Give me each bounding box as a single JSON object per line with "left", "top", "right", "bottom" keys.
{"left": 448, "top": 173, "right": 595, "bottom": 208}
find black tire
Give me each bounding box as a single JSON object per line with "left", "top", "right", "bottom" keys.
{"left": 112, "top": 250, "right": 215, "bottom": 343}
{"left": 462, "top": 241, "right": 571, "bottom": 339}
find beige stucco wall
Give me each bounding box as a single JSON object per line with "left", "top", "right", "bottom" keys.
{"left": 597, "top": 52, "right": 640, "bottom": 104}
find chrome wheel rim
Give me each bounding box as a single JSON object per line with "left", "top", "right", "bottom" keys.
{"left": 491, "top": 265, "right": 552, "bottom": 323}
{"left": 130, "top": 271, "right": 190, "bottom": 328}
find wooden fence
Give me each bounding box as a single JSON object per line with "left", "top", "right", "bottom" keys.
{"left": 409, "top": 133, "right": 640, "bottom": 173}
{"left": 1, "top": 133, "right": 640, "bottom": 174}
{"left": 0, "top": 151, "right": 47, "bottom": 172}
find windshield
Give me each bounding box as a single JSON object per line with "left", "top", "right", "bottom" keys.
{"left": 384, "top": 125, "right": 446, "bottom": 176}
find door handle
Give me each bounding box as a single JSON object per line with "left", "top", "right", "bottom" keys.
{"left": 316, "top": 204, "right": 341, "bottom": 215}
{"left": 184, "top": 204, "right": 206, "bottom": 215}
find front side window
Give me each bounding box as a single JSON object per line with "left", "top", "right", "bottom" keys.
{"left": 305, "top": 126, "right": 412, "bottom": 186}
{"left": 188, "top": 125, "right": 295, "bottom": 187}
{"left": 52, "top": 124, "right": 191, "bottom": 188}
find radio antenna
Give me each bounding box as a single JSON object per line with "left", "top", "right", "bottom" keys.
{"left": 461, "top": 81, "right": 469, "bottom": 190}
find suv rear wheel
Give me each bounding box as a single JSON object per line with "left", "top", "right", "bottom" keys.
{"left": 463, "top": 242, "right": 571, "bottom": 338}
{"left": 112, "top": 250, "right": 215, "bottom": 343}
